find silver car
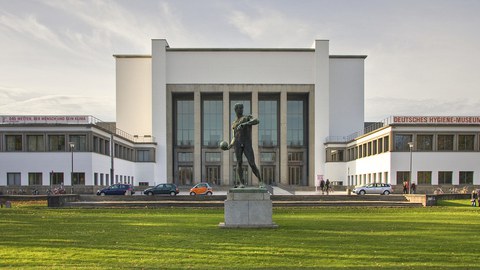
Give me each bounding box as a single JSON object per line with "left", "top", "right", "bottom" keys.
{"left": 353, "top": 183, "right": 393, "bottom": 195}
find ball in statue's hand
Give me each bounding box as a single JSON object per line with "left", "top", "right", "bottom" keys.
{"left": 219, "top": 140, "right": 229, "bottom": 150}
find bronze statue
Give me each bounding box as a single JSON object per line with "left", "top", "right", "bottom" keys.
{"left": 221, "top": 103, "right": 264, "bottom": 188}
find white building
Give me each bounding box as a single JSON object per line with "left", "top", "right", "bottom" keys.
{"left": 2, "top": 39, "right": 477, "bottom": 192}
{"left": 325, "top": 116, "right": 480, "bottom": 188}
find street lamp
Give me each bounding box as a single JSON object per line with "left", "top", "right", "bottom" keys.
{"left": 69, "top": 142, "right": 75, "bottom": 185}
{"left": 408, "top": 141, "right": 414, "bottom": 194}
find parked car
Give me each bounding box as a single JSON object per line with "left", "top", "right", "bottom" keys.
{"left": 190, "top": 183, "right": 213, "bottom": 196}
{"left": 96, "top": 184, "right": 135, "bottom": 196}
{"left": 143, "top": 183, "right": 179, "bottom": 196}
{"left": 353, "top": 183, "right": 393, "bottom": 195}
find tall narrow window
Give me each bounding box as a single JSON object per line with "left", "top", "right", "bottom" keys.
{"left": 176, "top": 99, "right": 194, "bottom": 146}
{"left": 259, "top": 100, "right": 278, "bottom": 147}
{"left": 202, "top": 99, "right": 223, "bottom": 147}
{"left": 287, "top": 100, "right": 305, "bottom": 146}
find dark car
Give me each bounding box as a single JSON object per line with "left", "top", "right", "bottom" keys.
{"left": 96, "top": 184, "right": 135, "bottom": 196}
{"left": 143, "top": 183, "right": 179, "bottom": 196}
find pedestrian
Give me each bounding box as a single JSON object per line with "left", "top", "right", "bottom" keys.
{"left": 410, "top": 183, "right": 416, "bottom": 194}
{"left": 477, "top": 189, "right": 480, "bottom": 207}
{"left": 325, "top": 179, "right": 330, "bottom": 195}
{"left": 320, "top": 179, "right": 325, "bottom": 195}
{"left": 471, "top": 190, "right": 478, "bottom": 207}
{"left": 403, "top": 180, "right": 408, "bottom": 194}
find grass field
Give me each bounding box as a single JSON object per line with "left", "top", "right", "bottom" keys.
{"left": 1, "top": 201, "right": 479, "bottom": 269}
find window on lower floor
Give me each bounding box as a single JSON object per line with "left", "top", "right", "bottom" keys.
{"left": 438, "top": 171, "right": 452, "bottom": 185}
{"left": 459, "top": 171, "right": 473, "bottom": 184}
{"left": 7, "top": 173, "right": 21, "bottom": 186}
{"left": 51, "top": 172, "right": 64, "bottom": 185}
{"left": 396, "top": 171, "right": 410, "bottom": 185}
{"left": 139, "top": 182, "right": 149, "bottom": 186}
{"left": 417, "top": 171, "right": 432, "bottom": 184}
{"left": 72, "top": 173, "right": 85, "bottom": 185}
{"left": 28, "top": 173, "right": 42, "bottom": 185}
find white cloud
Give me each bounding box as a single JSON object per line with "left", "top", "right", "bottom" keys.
{"left": 0, "top": 86, "right": 114, "bottom": 121}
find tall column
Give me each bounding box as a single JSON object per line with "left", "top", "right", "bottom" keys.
{"left": 251, "top": 90, "right": 259, "bottom": 185}
{"left": 280, "top": 91, "right": 288, "bottom": 185}
{"left": 314, "top": 40, "right": 330, "bottom": 185}
{"left": 152, "top": 39, "right": 169, "bottom": 182}
{"left": 194, "top": 89, "right": 201, "bottom": 184}
{"left": 222, "top": 91, "right": 230, "bottom": 185}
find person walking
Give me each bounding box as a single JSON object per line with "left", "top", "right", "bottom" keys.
{"left": 325, "top": 179, "right": 331, "bottom": 195}
{"left": 320, "top": 179, "right": 325, "bottom": 195}
{"left": 403, "top": 180, "right": 409, "bottom": 194}
{"left": 471, "top": 190, "right": 478, "bottom": 207}
{"left": 410, "top": 183, "right": 416, "bottom": 194}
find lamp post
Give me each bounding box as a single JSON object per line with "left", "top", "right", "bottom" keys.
{"left": 408, "top": 142, "right": 414, "bottom": 194}
{"left": 69, "top": 142, "right": 75, "bottom": 185}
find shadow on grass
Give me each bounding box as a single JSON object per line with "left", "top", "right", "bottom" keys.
{"left": 437, "top": 199, "right": 475, "bottom": 207}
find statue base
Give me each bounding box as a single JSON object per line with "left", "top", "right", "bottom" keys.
{"left": 219, "top": 187, "right": 278, "bottom": 229}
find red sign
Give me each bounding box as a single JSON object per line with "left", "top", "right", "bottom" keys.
{"left": 393, "top": 116, "right": 480, "bottom": 125}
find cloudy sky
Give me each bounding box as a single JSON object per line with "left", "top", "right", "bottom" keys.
{"left": 1, "top": 0, "right": 479, "bottom": 121}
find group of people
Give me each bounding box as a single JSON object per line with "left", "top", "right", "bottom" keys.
{"left": 319, "top": 179, "right": 331, "bottom": 195}
{"left": 471, "top": 189, "right": 480, "bottom": 207}
{"left": 402, "top": 180, "right": 417, "bottom": 194}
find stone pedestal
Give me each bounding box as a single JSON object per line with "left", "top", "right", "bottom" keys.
{"left": 219, "top": 187, "right": 278, "bottom": 228}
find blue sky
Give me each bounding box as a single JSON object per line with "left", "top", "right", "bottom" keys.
{"left": 1, "top": 0, "right": 479, "bottom": 121}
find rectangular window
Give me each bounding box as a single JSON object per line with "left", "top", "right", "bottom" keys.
{"left": 287, "top": 99, "right": 305, "bottom": 146}
{"left": 288, "top": 152, "right": 303, "bottom": 162}
{"left": 394, "top": 134, "right": 413, "bottom": 151}
{"left": 48, "top": 135, "right": 65, "bottom": 151}
{"left": 260, "top": 152, "right": 276, "bottom": 162}
{"left": 176, "top": 99, "right": 194, "bottom": 146}
{"left": 384, "top": 136, "right": 390, "bottom": 152}
{"left": 203, "top": 99, "right": 223, "bottom": 147}
{"left": 437, "top": 135, "right": 454, "bottom": 151}
{"left": 416, "top": 135, "right": 433, "bottom": 151}
{"left": 259, "top": 99, "right": 278, "bottom": 147}
{"left": 27, "top": 135, "right": 44, "bottom": 151}
{"left": 417, "top": 171, "right": 432, "bottom": 184}
{"left": 94, "top": 173, "right": 98, "bottom": 186}
{"left": 6, "top": 135, "right": 22, "bottom": 151}
{"left": 72, "top": 172, "right": 85, "bottom": 185}
{"left": 378, "top": 138, "right": 383, "bottom": 153}
{"left": 438, "top": 171, "right": 452, "bottom": 185}
{"left": 7, "top": 172, "right": 21, "bottom": 186}
{"left": 69, "top": 135, "right": 87, "bottom": 151}
{"left": 28, "top": 173, "right": 42, "bottom": 185}
{"left": 458, "top": 135, "right": 475, "bottom": 151}
{"left": 459, "top": 171, "right": 473, "bottom": 184}
{"left": 137, "top": 149, "right": 152, "bottom": 162}
{"left": 139, "top": 182, "right": 149, "bottom": 186}
{"left": 178, "top": 152, "right": 193, "bottom": 162}
{"left": 396, "top": 171, "right": 410, "bottom": 185}
{"left": 50, "top": 172, "right": 64, "bottom": 185}
{"left": 205, "top": 152, "right": 221, "bottom": 162}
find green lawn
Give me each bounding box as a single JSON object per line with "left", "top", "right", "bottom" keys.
{"left": 1, "top": 202, "right": 479, "bottom": 269}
